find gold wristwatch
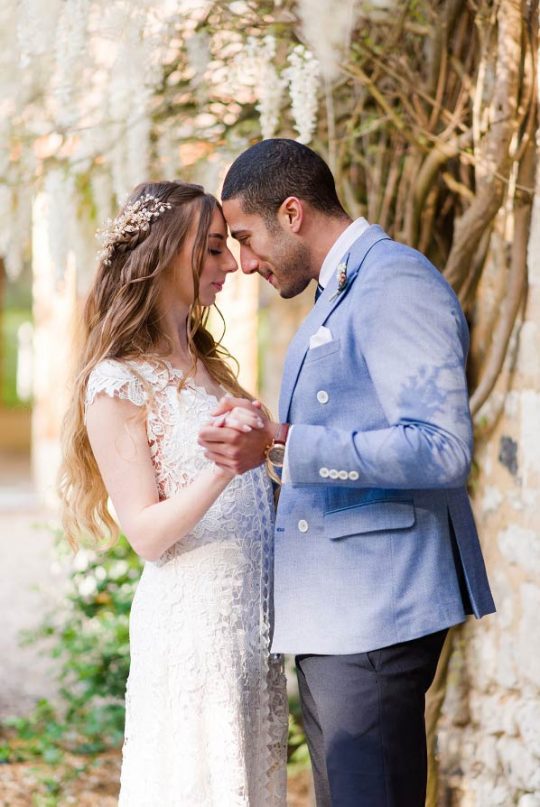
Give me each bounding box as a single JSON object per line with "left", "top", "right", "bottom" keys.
{"left": 265, "top": 423, "right": 289, "bottom": 484}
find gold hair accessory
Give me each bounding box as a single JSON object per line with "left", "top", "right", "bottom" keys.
{"left": 97, "top": 194, "right": 173, "bottom": 265}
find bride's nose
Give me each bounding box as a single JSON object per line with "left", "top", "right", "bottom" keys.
{"left": 224, "top": 253, "right": 238, "bottom": 274}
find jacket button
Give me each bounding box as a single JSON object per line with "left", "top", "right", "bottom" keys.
{"left": 348, "top": 470, "right": 359, "bottom": 481}
{"left": 316, "top": 390, "right": 329, "bottom": 404}
{"left": 298, "top": 519, "right": 309, "bottom": 533}
{"left": 338, "top": 470, "right": 348, "bottom": 480}
{"left": 319, "top": 467, "right": 330, "bottom": 478}
{"left": 329, "top": 469, "right": 339, "bottom": 479}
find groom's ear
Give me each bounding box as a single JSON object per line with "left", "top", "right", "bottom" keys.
{"left": 277, "top": 197, "right": 304, "bottom": 234}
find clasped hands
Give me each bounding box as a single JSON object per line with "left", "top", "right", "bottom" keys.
{"left": 198, "top": 396, "right": 277, "bottom": 476}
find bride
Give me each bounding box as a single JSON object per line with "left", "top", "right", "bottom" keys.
{"left": 58, "top": 181, "right": 288, "bottom": 806}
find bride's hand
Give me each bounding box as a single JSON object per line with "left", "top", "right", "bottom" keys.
{"left": 212, "top": 396, "right": 263, "bottom": 420}
{"left": 212, "top": 404, "right": 265, "bottom": 433}
{"left": 199, "top": 397, "right": 276, "bottom": 474}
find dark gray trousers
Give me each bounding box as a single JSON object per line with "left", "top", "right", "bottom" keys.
{"left": 296, "top": 629, "right": 448, "bottom": 807}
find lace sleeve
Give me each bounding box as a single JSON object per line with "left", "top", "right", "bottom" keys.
{"left": 85, "top": 359, "right": 148, "bottom": 419}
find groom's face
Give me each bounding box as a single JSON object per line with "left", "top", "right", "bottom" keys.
{"left": 222, "top": 198, "right": 312, "bottom": 299}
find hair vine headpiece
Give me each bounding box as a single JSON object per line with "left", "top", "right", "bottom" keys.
{"left": 96, "top": 193, "right": 173, "bottom": 266}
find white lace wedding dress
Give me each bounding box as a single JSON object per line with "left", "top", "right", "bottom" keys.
{"left": 85, "top": 358, "right": 288, "bottom": 807}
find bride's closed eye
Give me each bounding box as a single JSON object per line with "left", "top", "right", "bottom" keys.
{"left": 208, "top": 248, "right": 222, "bottom": 256}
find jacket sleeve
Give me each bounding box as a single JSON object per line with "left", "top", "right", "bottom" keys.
{"left": 286, "top": 252, "right": 474, "bottom": 489}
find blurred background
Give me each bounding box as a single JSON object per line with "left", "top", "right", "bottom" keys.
{"left": 0, "top": 0, "right": 539, "bottom": 804}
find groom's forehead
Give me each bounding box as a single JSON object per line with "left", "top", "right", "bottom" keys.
{"left": 222, "top": 199, "right": 263, "bottom": 237}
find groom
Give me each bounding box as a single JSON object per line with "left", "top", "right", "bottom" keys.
{"left": 198, "top": 138, "right": 495, "bottom": 807}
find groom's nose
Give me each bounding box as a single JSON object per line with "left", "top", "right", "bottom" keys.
{"left": 241, "top": 257, "right": 259, "bottom": 275}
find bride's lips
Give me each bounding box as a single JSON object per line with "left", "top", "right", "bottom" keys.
{"left": 211, "top": 282, "right": 224, "bottom": 292}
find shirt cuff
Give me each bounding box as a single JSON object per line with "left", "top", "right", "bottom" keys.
{"left": 281, "top": 425, "right": 294, "bottom": 484}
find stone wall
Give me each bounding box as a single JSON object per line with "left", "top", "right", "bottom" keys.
{"left": 437, "top": 145, "right": 540, "bottom": 806}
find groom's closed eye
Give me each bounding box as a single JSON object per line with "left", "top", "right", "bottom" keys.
{"left": 230, "top": 230, "right": 250, "bottom": 243}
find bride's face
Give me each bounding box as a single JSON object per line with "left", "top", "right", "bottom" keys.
{"left": 170, "top": 207, "right": 238, "bottom": 307}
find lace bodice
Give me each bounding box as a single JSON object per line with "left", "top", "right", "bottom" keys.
{"left": 85, "top": 358, "right": 287, "bottom": 806}
{"left": 86, "top": 357, "right": 223, "bottom": 501}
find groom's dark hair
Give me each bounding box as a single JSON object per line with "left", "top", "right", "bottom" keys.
{"left": 222, "top": 139, "right": 347, "bottom": 224}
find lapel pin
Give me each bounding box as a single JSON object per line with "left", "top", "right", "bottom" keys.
{"left": 329, "top": 254, "right": 350, "bottom": 302}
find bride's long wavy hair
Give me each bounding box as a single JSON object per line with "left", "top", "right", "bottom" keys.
{"left": 59, "top": 180, "right": 253, "bottom": 550}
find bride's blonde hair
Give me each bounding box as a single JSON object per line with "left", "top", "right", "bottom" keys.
{"left": 59, "top": 180, "right": 253, "bottom": 550}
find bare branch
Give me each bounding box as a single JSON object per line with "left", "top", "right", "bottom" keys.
{"left": 470, "top": 108, "right": 536, "bottom": 414}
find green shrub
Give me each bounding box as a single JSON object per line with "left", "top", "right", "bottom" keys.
{"left": 2, "top": 535, "right": 141, "bottom": 761}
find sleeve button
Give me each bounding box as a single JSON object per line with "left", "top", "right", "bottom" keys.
{"left": 319, "top": 467, "right": 330, "bottom": 478}
{"left": 348, "top": 470, "right": 359, "bottom": 481}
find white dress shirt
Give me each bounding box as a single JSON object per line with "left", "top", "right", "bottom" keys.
{"left": 317, "top": 217, "right": 370, "bottom": 289}
{"left": 280, "top": 217, "right": 370, "bottom": 483}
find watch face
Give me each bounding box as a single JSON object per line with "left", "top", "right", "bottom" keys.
{"left": 267, "top": 443, "right": 286, "bottom": 466}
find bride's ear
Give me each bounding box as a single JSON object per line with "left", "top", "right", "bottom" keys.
{"left": 277, "top": 197, "right": 304, "bottom": 234}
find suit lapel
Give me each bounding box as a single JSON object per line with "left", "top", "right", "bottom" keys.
{"left": 278, "top": 225, "right": 391, "bottom": 422}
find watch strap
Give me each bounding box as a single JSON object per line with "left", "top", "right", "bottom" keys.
{"left": 272, "top": 423, "right": 289, "bottom": 446}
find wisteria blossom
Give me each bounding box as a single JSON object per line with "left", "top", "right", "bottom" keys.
{"left": 297, "top": 0, "right": 357, "bottom": 81}
{"left": 44, "top": 168, "right": 77, "bottom": 281}
{"left": 283, "top": 45, "right": 321, "bottom": 144}
{"left": 52, "top": 0, "right": 90, "bottom": 116}
{"left": 236, "top": 35, "right": 286, "bottom": 140}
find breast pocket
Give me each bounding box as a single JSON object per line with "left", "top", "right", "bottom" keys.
{"left": 303, "top": 338, "right": 341, "bottom": 364}
{"left": 324, "top": 499, "right": 416, "bottom": 541}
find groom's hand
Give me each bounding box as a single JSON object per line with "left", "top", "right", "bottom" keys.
{"left": 198, "top": 397, "right": 276, "bottom": 474}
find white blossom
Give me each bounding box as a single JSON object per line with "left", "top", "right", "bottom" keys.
{"left": 0, "top": 182, "right": 32, "bottom": 280}
{"left": 52, "top": 0, "right": 90, "bottom": 121}
{"left": 44, "top": 168, "right": 76, "bottom": 281}
{"left": 235, "top": 35, "right": 286, "bottom": 140}
{"left": 17, "top": 0, "right": 61, "bottom": 68}
{"left": 297, "top": 0, "right": 357, "bottom": 81}
{"left": 77, "top": 574, "right": 98, "bottom": 598}
{"left": 283, "top": 45, "right": 320, "bottom": 144}
{"left": 72, "top": 548, "right": 93, "bottom": 572}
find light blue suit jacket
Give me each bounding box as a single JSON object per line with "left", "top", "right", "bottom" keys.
{"left": 271, "top": 225, "right": 495, "bottom": 655}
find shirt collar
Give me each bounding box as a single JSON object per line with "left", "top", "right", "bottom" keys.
{"left": 318, "top": 217, "right": 370, "bottom": 289}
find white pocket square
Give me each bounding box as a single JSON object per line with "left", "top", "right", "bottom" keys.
{"left": 309, "top": 325, "right": 333, "bottom": 350}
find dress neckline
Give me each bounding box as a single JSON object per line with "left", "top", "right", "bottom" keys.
{"left": 136, "top": 357, "right": 226, "bottom": 403}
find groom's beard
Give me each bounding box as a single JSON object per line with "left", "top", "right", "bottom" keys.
{"left": 269, "top": 236, "right": 312, "bottom": 299}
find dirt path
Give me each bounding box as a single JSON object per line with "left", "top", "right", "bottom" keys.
{"left": 0, "top": 749, "right": 312, "bottom": 806}
{"left": 0, "top": 452, "right": 65, "bottom": 720}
